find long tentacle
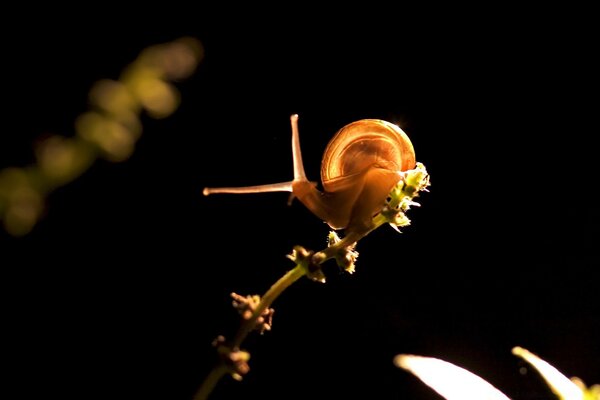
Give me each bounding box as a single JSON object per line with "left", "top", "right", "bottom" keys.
{"left": 203, "top": 115, "right": 306, "bottom": 197}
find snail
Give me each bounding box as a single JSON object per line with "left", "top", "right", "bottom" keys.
{"left": 203, "top": 114, "right": 416, "bottom": 235}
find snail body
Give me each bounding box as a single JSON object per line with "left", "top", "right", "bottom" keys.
{"left": 204, "top": 115, "right": 416, "bottom": 235}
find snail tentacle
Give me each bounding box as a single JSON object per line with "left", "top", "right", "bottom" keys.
{"left": 203, "top": 115, "right": 305, "bottom": 196}
{"left": 290, "top": 114, "right": 308, "bottom": 182}
{"left": 203, "top": 182, "right": 293, "bottom": 196}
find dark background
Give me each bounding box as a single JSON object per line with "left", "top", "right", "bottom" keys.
{"left": 2, "top": 10, "right": 598, "bottom": 400}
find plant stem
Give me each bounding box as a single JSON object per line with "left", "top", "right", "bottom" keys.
{"left": 195, "top": 220, "right": 392, "bottom": 400}
{"left": 193, "top": 365, "right": 228, "bottom": 400}
{"left": 232, "top": 265, "right": 306, "bottom": 348}
{"left": 314, "top": 231, "right": 362, "bottom": 262}
{"left": 313, "top": 221, "right": 387, "bottom": 264}
{"left": 194, "top": 265, "right": 306, "bottom": 400}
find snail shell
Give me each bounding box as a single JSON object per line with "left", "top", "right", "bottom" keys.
{"left": 296, "top": 119, "right": 415, "bottom": 233}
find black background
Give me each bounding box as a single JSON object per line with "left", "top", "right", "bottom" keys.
{"left": 1, "top": 9, "right": 598, "bottom": 400}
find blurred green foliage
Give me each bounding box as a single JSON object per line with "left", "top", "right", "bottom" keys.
{"left": 0, "top": 37, "right": 203, "bottom": 236}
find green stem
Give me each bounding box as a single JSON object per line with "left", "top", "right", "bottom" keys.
{"left": 194, "top": 265, "right": 306, "bottom": 400}
{"left": 193, "top": 365, "right": 228, "bottom": 400}
{"left": 195, "top": 214, "right": 391, "bottom": 399}
{"left": 313, "top": 231, "right": 362, "bottom": 263}
{"left": 312, "top": 220, "right": 387, "bottom": 264}
{"left": 371, "top": 213, "right": 389, "bottom": 228}
{"left": 232, "top": 265, "right": 306, "bottom": 348}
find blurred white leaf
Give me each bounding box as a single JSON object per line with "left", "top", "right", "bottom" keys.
{"left": 512, "top": 346, "right": 584, "bottom": 400}
{"left": 395, "top": 354, "right": 511, "bottom": 400}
